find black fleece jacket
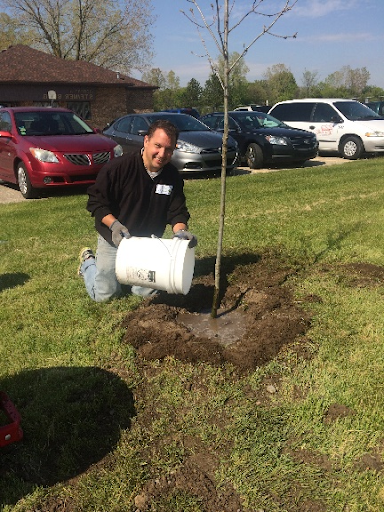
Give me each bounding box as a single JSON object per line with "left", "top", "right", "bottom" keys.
{"left": 86, "top": 150, "right": 190, "bottom": 246}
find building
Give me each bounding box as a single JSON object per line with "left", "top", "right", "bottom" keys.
{"left": 0, "top": 45, "right": 157, "bottom": 129}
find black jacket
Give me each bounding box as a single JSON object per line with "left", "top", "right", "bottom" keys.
{"left": 87, "top": 151, "right": 190, "bottom": 245}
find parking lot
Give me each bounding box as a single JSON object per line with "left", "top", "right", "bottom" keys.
{"left": 0, "top": 155, "right": 351, "bottom": 204}
{"left": 236, "top": 154, "right": 351, "bottom": 174}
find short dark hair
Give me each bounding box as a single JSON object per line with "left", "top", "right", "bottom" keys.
{"left": 147, "top": 119, "right": 179, "bottom": 145}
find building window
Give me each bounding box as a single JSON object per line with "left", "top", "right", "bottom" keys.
{"left": 66, "top": 102, "right": 91, "bottom": 120}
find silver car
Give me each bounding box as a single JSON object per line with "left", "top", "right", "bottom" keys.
{"left": 103, "top": 112, "right": 238, "bottom": 174}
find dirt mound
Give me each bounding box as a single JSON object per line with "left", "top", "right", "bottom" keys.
{"left": 122, "top": 251, "right": 311, "bottom": 372}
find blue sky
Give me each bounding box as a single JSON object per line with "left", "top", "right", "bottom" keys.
{"left": 136, "top": 0, "right": 383, "bottom": 93}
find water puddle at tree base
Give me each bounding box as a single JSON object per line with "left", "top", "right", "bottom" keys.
{"left": 177, "top": 309, "right": 247, "bottom": 346}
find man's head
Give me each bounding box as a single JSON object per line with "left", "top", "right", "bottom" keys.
{"left": 142, "top": 120, "right": 179, "bottom": 173}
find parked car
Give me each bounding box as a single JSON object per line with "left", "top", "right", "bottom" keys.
{"left": 103, "top": 112, "right": 238, "bottom": 175}
{"left": 161, "top": 108, "right": 200, "bottom": 119}
{"left": 234, "top": 105, "right": 270, "bottom": 113}
{"left": 364, "top": 101, "right": 384, "bottom": 117}
{"left": 200, "top": 111, "right": 318, "bottom": 169}
{"left": 0, "top": 107, "right": 123, "bottom": 198}
{"left": 268, "top": 98, "right": 384, "bottom": 159}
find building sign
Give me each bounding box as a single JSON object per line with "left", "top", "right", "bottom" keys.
{"left": 0, "top": 85, "right": 95, "bottom": 102}
{"left": 43, "top": 88, "right": 95, "bottom": 102}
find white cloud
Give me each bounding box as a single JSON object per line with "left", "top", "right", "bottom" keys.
{"left": 295, "top": 0, "right": 359, "bottom": 17}
{"left": 304, "top": 32, "right": 372, "bottom": 43}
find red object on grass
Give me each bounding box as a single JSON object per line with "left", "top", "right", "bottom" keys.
{"left": 0, "top": 391, "right": 23, "bottom": 447}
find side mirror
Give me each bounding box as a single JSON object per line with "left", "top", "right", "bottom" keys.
{"left": 137, "top": 130, "right": 148, "bottom": 137}
{"left": 0, "top": 130, "right": 13, "bottom": 139}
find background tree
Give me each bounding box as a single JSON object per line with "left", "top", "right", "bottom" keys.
{"left": 362, "top": 85, "right": 384, "bottom": 103}
{"left": 0, "top": 0, "right": 154, "bottom": 73}
{"left": 263, "top": 63, "right": 298, "bottom": 104}
{"left": 217, "top": 51, "right": 249, "bottom": 108}
{"left": 301, "top": 68, "right": 319, "bottom": 98}
{"left": 141, "top": 68, "right": 166, "bottom": 89}
{"left": 246, "top": 79, "right": 269, "bottom": 106}
{"left": 183, "top": 0, "right": 298, "bottom": 317}
{"left": 202, "top": 72, "right": 225, "bottom": 112}
{"left": 344, "top": 66, "right": 370, "bottom": 98}
{"left": 159, "top": 71, "right": 182, "bottom": 109}
{"left": 0, "top": 12, "right": 34, "bottom": 48}
{"left": 179, "top": 78, "right": 203, "bottom": 108}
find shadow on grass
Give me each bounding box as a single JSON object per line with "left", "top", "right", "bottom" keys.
{"left": 0, "top": 272, "right": 30, "bottom": 292}
{"left": 0, "top": 366, "right": 136, "bottom": 506}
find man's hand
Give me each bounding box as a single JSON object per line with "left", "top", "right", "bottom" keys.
{"left": 173, "top": 229, "right": 197, "bottom": 248}
{"left": 110, "top": 220, "right": 131, "bottom": 247}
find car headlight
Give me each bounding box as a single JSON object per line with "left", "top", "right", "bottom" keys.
{"left": 175, "top": 140, "right": 201, "bottom": 154}
{"left": 365, "top": 131, "right": 384, "bottom": 137}
{"left": 30, "top": 148, "right": 59, "bottom": 163}
{"left": 113, "top": 144, "right": 124, "bottom": 157}
{"left": 265, "top": 135, "right": 288, "bottom": 145}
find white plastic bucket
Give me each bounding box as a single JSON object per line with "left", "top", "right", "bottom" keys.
{"left": 115, "top": 236, "right": 195, "bottom": 295}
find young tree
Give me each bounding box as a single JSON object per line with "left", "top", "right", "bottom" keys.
{"left": 182, "top": 0, "right": 298, "bottom": 317}
{"left": 0, "top": 0, "right": 154, "bottom": 73}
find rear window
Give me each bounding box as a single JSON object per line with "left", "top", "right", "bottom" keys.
{"left": 270, "top": 103, "right": 315, "bottom": 122}
{"left": 334, "top": 101, "right": 381, "bottom": 121}
{"left": 147, "top": 114, "right": 209, "bottom": 132}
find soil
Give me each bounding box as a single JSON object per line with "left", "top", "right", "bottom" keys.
{"left": 121, "top": 250, "right": 312, "bottom": 372}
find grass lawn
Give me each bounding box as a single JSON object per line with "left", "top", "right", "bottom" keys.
{"left": 1, "top": 157, "right": 384, "bottom": 511}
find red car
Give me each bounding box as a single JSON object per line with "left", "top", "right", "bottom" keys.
{"left": 0, "top": 107, "right": 123, "bottom": 198}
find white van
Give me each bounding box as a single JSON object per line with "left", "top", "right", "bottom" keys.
{"left": 268, "top": 99, "right": 384, "bottom": 159}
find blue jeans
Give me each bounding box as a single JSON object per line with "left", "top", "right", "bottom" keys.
{"left": 80, "top": 235, "right": 158, "bottom": 302}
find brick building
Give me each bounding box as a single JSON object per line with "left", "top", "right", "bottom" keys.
{"left": 0, "top": 45, "right": 156, "bottom": 129}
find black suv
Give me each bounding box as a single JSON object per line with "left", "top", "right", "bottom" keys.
{"left": 200, "top": 111, "right": 318, "bottom": 169}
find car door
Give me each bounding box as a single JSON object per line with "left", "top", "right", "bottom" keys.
{"left": 216, "top": 115, "right": 244, "bottom": 149}
{"left": 0, "top": 111, "right": 16, "bottom": 181}
{"left": 310, "top": 102, "right": 342, "bottom": 151}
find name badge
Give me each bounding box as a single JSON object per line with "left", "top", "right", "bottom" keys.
{"left": 155, "top": 184, "right": 173, "bottom": 195}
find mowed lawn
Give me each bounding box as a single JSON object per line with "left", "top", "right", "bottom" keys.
{"left": 1, "top": 156, "right": 384, "bottom": 511}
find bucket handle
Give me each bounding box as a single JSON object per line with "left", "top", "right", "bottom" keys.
{"left": 150, "top": 234, "right": 173, "bottom": 257}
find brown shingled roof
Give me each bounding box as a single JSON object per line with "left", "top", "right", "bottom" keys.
{"left": 0, "top": 45, "right": 154, "bottom": 88}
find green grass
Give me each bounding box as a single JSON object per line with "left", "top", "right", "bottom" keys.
{"left": 1, "top": 158, "right": 384, "bottom": 511}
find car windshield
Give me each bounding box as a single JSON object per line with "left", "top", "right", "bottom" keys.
{"left": 233, "top": 112, "right": 288, "bottom": 129}
{"left": 334, "top": 101, "right": 382, "bottom": 121}
{"left": 14, "top": 111, "right": 94, "bottom": 136}
{"left": 146, "top": 114, "right": 210, "bottom": 132}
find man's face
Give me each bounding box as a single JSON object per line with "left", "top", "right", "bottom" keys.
{"left": 143, "top": 128, "right": 175, "bottom": 173}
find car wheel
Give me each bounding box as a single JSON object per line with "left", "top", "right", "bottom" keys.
{"left": 340, "top": 136, "right": 363, "bottom": 160}
{"left": 17, "top": 163, "right": 37, "bottom": 199}
{"left": 246, "top": 143, "right": 263, "bottom": 169}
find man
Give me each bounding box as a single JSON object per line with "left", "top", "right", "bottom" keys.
{"left": 78, "top": 119, "right": 197, "bottom": 302}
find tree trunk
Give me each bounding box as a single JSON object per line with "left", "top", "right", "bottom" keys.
{"left": 211, "top": 0, "right": 229, "bottom": 318}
